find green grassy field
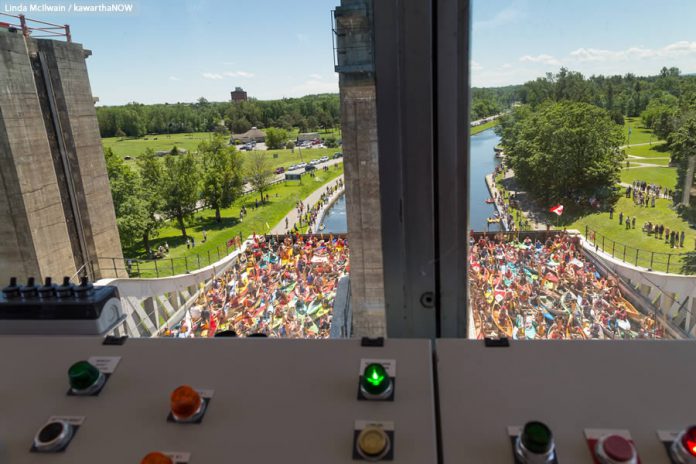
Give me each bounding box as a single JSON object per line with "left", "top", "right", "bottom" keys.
{"left": 623, "top": 117, "right": 654, "bottom": 145}
{"left": 471, "top": 119, "right": 499, "bottom": 135}
{"left": 124, "top": 164, "right": 344, "bottom": 277}
{"left": 566, "top": 195, "right": 694, "bottom": 272}
{"left": 620, "top": 167, "right": 677, "bottom": 188}
{"left": 625, "top": 141, "right": 670, "bottom": 158}
{"left": 103, "top": 132, "right": 214, "bottom": 159}
{"left": 103, "top": 131, "right": 343, "bottom": 173}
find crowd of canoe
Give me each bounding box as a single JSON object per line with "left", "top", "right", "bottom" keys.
{"left": 469, "top": 233, "right": 665, "bottom": 340}
{"left": 162, "top": 234, "right": 349, "bottom": 338}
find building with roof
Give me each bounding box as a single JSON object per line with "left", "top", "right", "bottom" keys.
{"left": 232, "top": 127, "right": 266, "bottom": 143}
{"left": 231, "top": 87, "right": 248, "bottom": 102}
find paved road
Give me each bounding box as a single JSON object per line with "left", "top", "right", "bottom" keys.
{"left": 270, "top": 175, "right": 345, "bottom": 235}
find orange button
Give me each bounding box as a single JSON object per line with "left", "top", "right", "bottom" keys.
{"left": 170, "top": 385, "right": 202, "bottom": 420}
{"left": 141, "top": 451, "right": 173, "bottom": 464}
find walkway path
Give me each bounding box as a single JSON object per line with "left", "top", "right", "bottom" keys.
{"left": 270, "top": 175, "right": 345, "bottom": 234}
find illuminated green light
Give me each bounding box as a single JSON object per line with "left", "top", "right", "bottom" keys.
{"left": 361, "top": 363, "right": 391, "bottom": 396}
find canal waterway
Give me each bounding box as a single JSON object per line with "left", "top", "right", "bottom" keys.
{"left": 318, "top": 127, "right": 501, "bottom": 234}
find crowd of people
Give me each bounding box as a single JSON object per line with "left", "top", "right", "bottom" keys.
{"left": 162, "top": 234, "right": 349, "bottom": 338}
{"left": 287, "top": 179, "right": 344, "bottom": 233}
{"left": 468, "top": 232, "right": 664, "bottom": 340}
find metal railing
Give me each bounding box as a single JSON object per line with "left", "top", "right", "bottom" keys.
{"left": 98, "top": 237, "right": 246, "bottom": 279}
{"left": 0, "top": 13, "right": 71, "bottom": 42}
{"left": 585, "top": 226, "right": 690, "bottom": 274}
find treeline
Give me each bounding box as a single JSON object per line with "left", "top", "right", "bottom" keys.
{"left": 518, "top": 66, "right": 696, "bottom": 124}
{"left": 97, "top": 94, "right": 341, "bottom": 138}
{"left": 471, "top": 85, "right": 521, "bottom": 119}
{"left": 106, "top": 135, "right": 276, "bottom": 256}
{"left": 496, "top": 67, "right": 696, "bottom": 208}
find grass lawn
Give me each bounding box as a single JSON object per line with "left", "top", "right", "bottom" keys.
{"left": 620, "top": 167, "right": 677, "bottom": 189}
{"left": 566, "top": 195, "right": 695, "bottom": 272}
{"left": 625, "top": 141, "right": 670, "bottom": 158}
{"left": 623, "top": 117, "right": 655, "bottom": 145}
{"left": 103, "top": 132, "right": 214, "bottom": 160}
{"left": 124, "top": 164, "right": 344, "bottom": 277}
{"left": 471, "top": 119, "right": 499, "bottom": 135}
{"left": 103, "top": 132, "right": 343, "bottom": 174}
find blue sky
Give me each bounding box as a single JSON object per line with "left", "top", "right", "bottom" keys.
{"left": 3, "top": 0, "right": 695, "bottom": 104}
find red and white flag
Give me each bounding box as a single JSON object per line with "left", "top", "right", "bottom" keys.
{"left": 549, "top": 204, "right": 564, "bottom": 216}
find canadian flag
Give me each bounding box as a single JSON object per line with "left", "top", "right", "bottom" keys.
{"left": 549, "top": 204, "right": 564, "bottom": 216}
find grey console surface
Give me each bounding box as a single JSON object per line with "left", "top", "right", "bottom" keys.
{"left": 0, "top": 337, "right": 437, "bottom": 463}
{"left": 436, "top": 339, "right": 696, "bottom": 463}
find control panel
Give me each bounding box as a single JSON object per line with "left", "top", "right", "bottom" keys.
{"left": 0, "top": 277, "right": 123, "bottom": 335}
{"left": 0, "top": 337, "right": 437, "bottom": 463}
{"left": 436, "top": 340, "right": 696, "bottom": 463}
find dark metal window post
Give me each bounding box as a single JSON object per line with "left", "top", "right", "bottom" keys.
{"left": 373, "top": 0, "right": 470, "bottom": 337}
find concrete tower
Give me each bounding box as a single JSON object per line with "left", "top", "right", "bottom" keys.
{"left": 0, "top": 28, "right": 123, "bottom": 283}
{"left": 334, "top": 0, "right": 387, "bottom": 337}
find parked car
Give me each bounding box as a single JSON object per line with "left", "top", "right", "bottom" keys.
{"left": 297, "top": 162, "right": 307, "bottom": 169}
{"left": 309, "top": 159, "right": 319, "bottom": 165}
{"left": 333, "top": 152, "right": 343, "bottom": 159}
{"left": 320, "top": 156, "right": 329, "bottom": 162}
{"left": 274, "top": 167, "right": 285, "bottom": 174}
{"left": 305, "top": 165, "right": 317, "bottom": 172}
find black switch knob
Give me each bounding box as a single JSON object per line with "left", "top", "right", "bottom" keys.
{"left": 73, "top": 276, "right": 94, "bottom": 298}
{"left": 56, "top": 276, "right": 74, "bottom": 298}
{"left": 20, "top": 277, "right": 39, "bottom": 298}
{"left": 2, "top": 277, "right": 20, "bottom": 299}
{"left": 38, "top": 277, "right": 56, "bottom": 299}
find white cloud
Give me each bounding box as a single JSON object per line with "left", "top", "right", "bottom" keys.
{"left": 501, "top": 63, "right": 512, "bottom": 69}
{"left": 471, "top": 60, "right": 483, "bottom": 71}
{"left": 169, "top": 76, "right": 181, "bottom": 81}
{"left": 519, "top": 54, "right": 561, "bottom": 65}
{"left": 202, "top": 73, "right": 223, "bottom": 80}
{"left": 569, "top": 41, "right": 696, "bottom": 62}
{"left": 223, "top": 70, "right": 255, "bottom": 78}
{"left": 309, "top": 73, "right": 323, "bottom": 80}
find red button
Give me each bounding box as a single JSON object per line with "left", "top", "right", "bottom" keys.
{"left": 141, "top": 452, "right": 173, "bottom": 464}
{"left": 682, "top": 426, "right": 696, "bottom": 456}
{"left": 602, "top": 435, "right": 635, "bottom": 462}
{"left": 170, "top": 385, "right": 202, "bottom": 420}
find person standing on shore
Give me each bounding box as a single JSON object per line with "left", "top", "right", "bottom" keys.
{"left": 632, "top": 217, "right": 636, "bottom": 229}
{"left": 619, "top": 212, "right": 623, "bottom": 225}
{"left": 609, "top": 207, "right": 614, "bottom": 219}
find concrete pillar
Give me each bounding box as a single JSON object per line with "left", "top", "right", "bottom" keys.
{"left": 0, "top": 30, "right": 123, "bottom": 284}
{"left": 341, "top": 80, "right": 386, "bottom": 337}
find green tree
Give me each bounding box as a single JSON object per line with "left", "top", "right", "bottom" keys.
{"left": 161, "top": 152, "right": 200, "bottom": 239}
{"left": 323, "top": 134, "right": 339, "bottom": 148}
{"left": 104, "top": 148, "right": 149, "bottom": 249}
{"left": 669, "top": 116, "right": 696, "bottom": 205}
{"left": 265, "top": 127, "right": 289, "bottom": 149}
{"left": 247, "top": 152, "right": 274, "bottom": 203}
{"left": 200, "top": 135, "right": 244, "bottom": 222}
{"left": 500, "top": 101, "right": 624, "bottom": 204}
{"left": 136, "top": 149, "right": 165, "bottom": 256}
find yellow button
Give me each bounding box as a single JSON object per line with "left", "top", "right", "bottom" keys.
{"left": 358, "top": 426, "right": 389, "bottom": 458}
{"left": 140, "top": 451, "right": 173, "bottom": 464}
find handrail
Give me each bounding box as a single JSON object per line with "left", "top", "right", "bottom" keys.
{"left": 585, "top": 225, "right": 690, "bottom": 274}
{"left": 0, "top": 13, "right": 71, "bottom": 42}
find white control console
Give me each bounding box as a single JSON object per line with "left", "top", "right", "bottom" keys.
{"left": 0, "top": 337, "right": 437, "bottom": 463}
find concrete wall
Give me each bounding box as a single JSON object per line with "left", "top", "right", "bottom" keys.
{"left": 340, "top": 79, "right": 386, "bottom": 336}
{"left": 0, "top": 30, "right": 123, "bottom": 284}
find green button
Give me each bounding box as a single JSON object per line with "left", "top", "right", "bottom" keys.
{"left": 68, "top": 361, "right": 101, "bottom": 391}
{"left": 521, "top": 421, "right": 554, "bottom": 454}
{"left": 361, "top": 363, "right": 391, "bottom": 396}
